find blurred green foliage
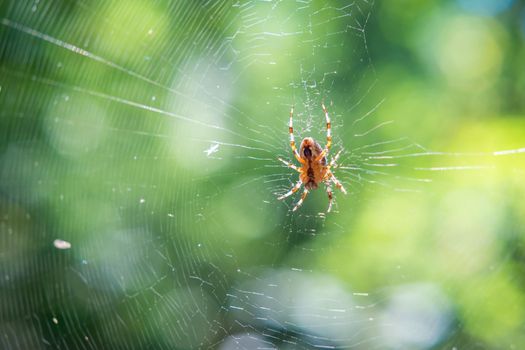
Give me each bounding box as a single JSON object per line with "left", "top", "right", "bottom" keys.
{"left": 1, "top": 0, "right": 525, "bottom": 349}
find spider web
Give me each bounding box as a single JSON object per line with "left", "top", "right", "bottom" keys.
{"left": 1, "top": 1, "right": 525, "bottom": 349}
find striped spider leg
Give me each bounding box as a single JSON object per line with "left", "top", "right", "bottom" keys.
{"left": 326, "top": 169, "right": 347, "bottom": 195}
{"left": 314, "top": 103, "right": 332, "bottom": 162}
{"left": 288, "top": 106, "right": 305, "bottom": 165}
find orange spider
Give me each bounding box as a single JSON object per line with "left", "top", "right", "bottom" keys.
{"left": 278, "top": 104, "right": 347, "bottom": 212}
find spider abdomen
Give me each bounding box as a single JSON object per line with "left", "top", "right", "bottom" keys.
{"left": 305, "top": 167, "right": 318, "bottom": 190}
{"left": 301, "top": 160, "right": 327, "bottom": 190}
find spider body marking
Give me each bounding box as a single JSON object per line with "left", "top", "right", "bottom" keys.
{"left": 278, "top": 104, "right": 347, "bottom": 212}
{"left": 299, "top": 137, "right": 326, "bottom": 190}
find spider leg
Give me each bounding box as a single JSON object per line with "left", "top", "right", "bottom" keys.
{"left": 278, "top": 180, "right": 302, "bottom": 201}
{"left": 328, "top": 170, "right": 347, "bottom": 195}
{"left": 315, "top": 103, "right": 332, "bottom": 162}
{"left": 325, "top": 181, "right": 334, "bottom": 213}
{"left": 278, "top": 157, "right": 301, "bottom": 172}
{"left": 292, "top": 188, "right": 310, "bottom": 212}
{"left": 329, "top": 149, "right": 343, "bottom": 168}
{"left": 289, "top": 106, "right": 306, "bottom": 164}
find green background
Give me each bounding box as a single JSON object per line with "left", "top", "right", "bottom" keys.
{"left": 1, "top": 0, "right": 525, "bottom": 348}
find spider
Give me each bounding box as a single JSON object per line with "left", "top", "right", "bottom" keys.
{"left": 277, "top": 103, "right": 347, "bottom": 212}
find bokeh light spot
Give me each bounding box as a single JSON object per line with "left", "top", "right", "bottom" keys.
{"left": 457, "top": 0, "right": 515, "bottom": 16}
{"left": 436, "top": 16, "right": 504, "bottom": 89}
